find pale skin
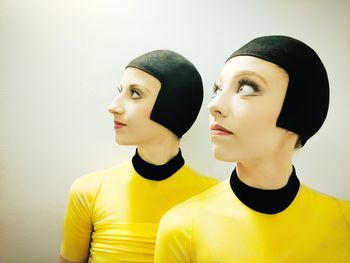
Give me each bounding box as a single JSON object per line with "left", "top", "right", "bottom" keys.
{"left": 59, "top": 67, "right": 180, "bottom": 263}
{"left": 208, "top": 56, "right": 298, "bottom": 190}
{"left": 108, "top": 67, "right": 180, "bottom": 164}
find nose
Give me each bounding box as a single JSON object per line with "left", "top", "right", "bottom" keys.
{"left": 207, "top": 94, "right": 227, "bottom": 118}
{"left": 108, "top": 95, "right": 124, "bottom": 115}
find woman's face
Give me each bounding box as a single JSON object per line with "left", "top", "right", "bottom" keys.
{"left": 208, "top": 56, "right": 292, "bottom": 163}
{"left": 108, "top": 67, "right": 171, "bottom": 146}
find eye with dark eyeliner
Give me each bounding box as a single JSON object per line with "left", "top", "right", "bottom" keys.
{"left": 237, "top": 77, "right": 260, "bottom": 95}
{"left": 130, "top": 88, "right": 142, "bottom": 99}
{"left": 212, "top": 82, "right": 222, "bottom": 97}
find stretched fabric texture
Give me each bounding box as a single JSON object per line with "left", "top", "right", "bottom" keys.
{"left": 60, "top": 162, "right": 217, "bottom": 262}
{"left": 155, "top": 179, "right": 350, "bottom": 262}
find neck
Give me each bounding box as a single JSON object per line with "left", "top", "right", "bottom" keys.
{"left": 236, "top": 143, "right": 295, "bottom": 189}
{"left": 236, "top": 162, "right": 293, "bottom": 190}
{"left": 137, "top": 136, "right": 180, "bottom": 165}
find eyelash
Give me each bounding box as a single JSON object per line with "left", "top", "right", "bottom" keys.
{"left": 130, "top": 88, "right": 141, "bottom": 98}
{"left": 117, "top": 87, "right": 142, "bottom": 98}
{"left": 212, "top": 83, "right": 222, "bottom": 97}
{"left": 237, "top": 78, "right": 260, "bottom": 93}
{"left": 211, "top": 77, "right": 260, "bottom": 98}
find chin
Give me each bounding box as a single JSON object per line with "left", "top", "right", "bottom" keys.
{"left": 115, "top": 136, "right": 134, "bottom": 146}
{"left": 212, "top": 145, "right": 236, "bottom": 162}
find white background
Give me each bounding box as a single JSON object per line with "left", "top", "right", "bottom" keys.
{"left": 1, "top": 0, "right": 349, "bottom": 261}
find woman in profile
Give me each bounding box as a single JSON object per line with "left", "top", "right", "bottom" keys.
{"left": 155, "top": 36, "right": 350, "bottom": 262}
{"left": 58, "top": 50, "right": 218, "bottom": 263}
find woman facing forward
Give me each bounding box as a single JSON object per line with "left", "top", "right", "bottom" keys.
{"left": 59, "top": 50, "right": 218, "bottom": 263}
{"left": 155, "top": 36, "right": 350, "bottom": 262}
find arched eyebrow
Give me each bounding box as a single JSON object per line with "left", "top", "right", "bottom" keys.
{"left": 234, "top": 70, "right": 267, "bottom": 85}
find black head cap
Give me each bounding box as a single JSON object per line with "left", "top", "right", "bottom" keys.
{"left": 126, "top": 50, "right": 203, "bottom": 138}
{"left": 227, "top": 36, "right": 329, "bottom": 146}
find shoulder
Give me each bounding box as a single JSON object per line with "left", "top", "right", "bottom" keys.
{"left": 162, "top": 179, "right": 230, "bottom": 222}
{"left": 300, "top": 184, "right": 350, "bottom": 226}
{"left": 156, "top": 195, "right": 194, "bottom": 261}
{"left": 187, "top": 178, "right": 231, "bottom": 204}
{"left": 160, "top": 198, "right": 192, "bottom": 227}
{"left": 180, "top": 165, "right": 219, "bottom": 186}
{"left": 158, "top": 198, "right": 193, "bottom": 242}
{"left": 70, "top": 162, "right": 130, "bottom": 196}
{"left": 300, "top": 184, "right": 345, "bottom": 204}
{"left": 158, "top": 180, "right": 231, "bottom": 238}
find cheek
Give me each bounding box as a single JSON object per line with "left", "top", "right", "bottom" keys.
{"left": 253, "top": 111, "right": 278, "bottom": 129}
{"left": 126, "top": 103, "right": 153, "bottom": 125}
{"left": 234, "top": 105, "right": 282, "bottom": 153}
{"left": 241, "top": 101, "right": 281, "bottom": 130}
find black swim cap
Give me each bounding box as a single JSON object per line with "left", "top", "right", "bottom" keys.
{"left": 126, "top": 50, "right": 203, "bottom": 138}
{"left": 227, "top": 35, "right": 329, "bottom": 146}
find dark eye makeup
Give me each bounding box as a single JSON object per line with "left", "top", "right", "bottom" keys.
{"left": 238, "top": 77, "right": 260, "bottom": 93}
{"left": 130, "top": 88, "right": 142, "bottom": 98}
{"left": 212, "top": 82, "right": 222, "bottom": 97}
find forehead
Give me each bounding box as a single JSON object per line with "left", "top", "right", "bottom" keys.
{"left": 220, "top": 56, "right": 288, "bottom": 82}
{"left": 122, "top": 67, "right": 161, "bottom": 90}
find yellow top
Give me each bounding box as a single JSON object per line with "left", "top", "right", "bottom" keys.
{"left": 155, "top": 179, "right": 350, "bottom": 263}
{"left": 60, "top": 162, "right": 218, "bottom": 263}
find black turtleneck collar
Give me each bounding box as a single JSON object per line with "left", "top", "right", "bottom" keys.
{"left": 230, "top": 166, "right": 300, "bottom": 214}
{"left": 131, "top": 148, "right": 185, "bottom": 181}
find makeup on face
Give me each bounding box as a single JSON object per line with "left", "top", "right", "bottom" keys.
{"left": 114, "top": 120, "right": 127, "bottom": 129}
{"left": 207, "top": 56, "right": 292, "bottom": 163}
{"left": 210, "top": 123, "right": 233, "bottom": 136}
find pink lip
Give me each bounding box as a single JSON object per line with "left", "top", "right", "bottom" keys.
{"left": 210, "top": 123, "right": 233, "bottom": 136}
{"left": 114, "top": 121, "right": 126, "bottom": 129}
